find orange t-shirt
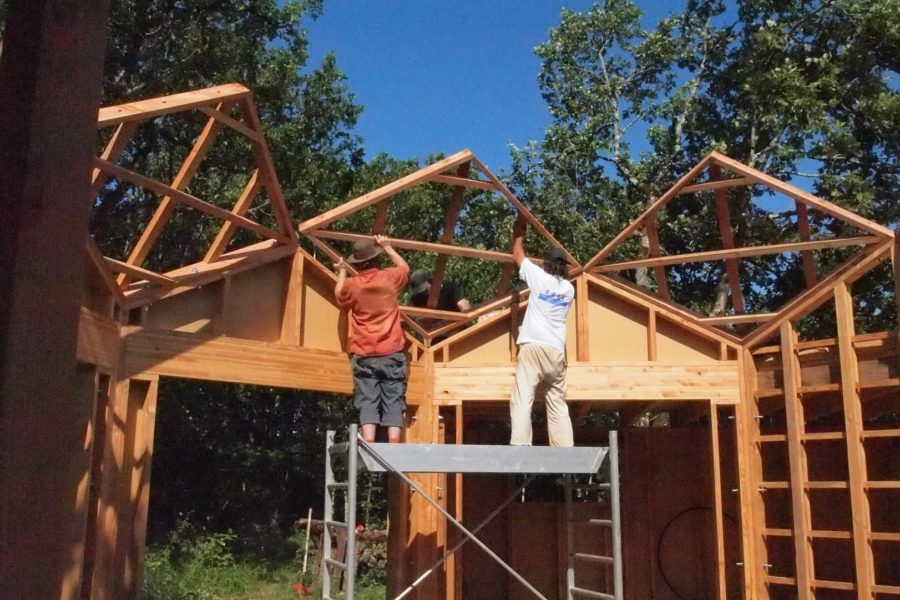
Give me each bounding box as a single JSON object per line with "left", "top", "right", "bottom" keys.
{"left": 336, "top": 266, "right": 409, "bottom": 356}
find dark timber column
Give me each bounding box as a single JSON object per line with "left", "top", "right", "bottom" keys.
{"left": 0, "top": 1, "right": 111, "bottom": 599}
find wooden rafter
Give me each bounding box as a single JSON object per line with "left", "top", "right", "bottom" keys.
{"left": 196, "top": 104, "right": 261, "bottom": 141}
{"left": 428, "top": 163, "right": 469, "bottom": 308}
{"left": 90, "top": 121, "right": 138, "bottom": 199}
{"left": 592, "top": 236, "right": 882, "bottom": 273}
{"left": 708, "top": 152, "right": 894, "bottom": 238}
{"left": 298, "top": 150, "right": 474, "bottom": 234}
{"left": 105, "top": 257, "right": 178, "bottom": 287}
{"left": 203, "top": 169, "right": 263, "bottom": 263}
{"left": 94, "top": 158, "right": 286, "bottom": 242}
{"left": 469, "top": 154, "right": 579, "bottom": 266}
{"left": 116, "top": 104, "right": 234, "bottom": 285}
{"left": 97, "top": 83, "right": 251, "bottom": 126}
{"left": 585, "top": 155, "right": 714, "bottom": 269}
{"left": 122, "top": 240, "right": 295, "bottom": 308}
{"left": 710, "top": 164, "right": 745, "bottom": 316}
{"left": 240, "top": 96, "right": 296, "bottom": 240}
{"left": 84, "top": 238, "right": 125, "bottom": 302}
{"left": 742, "top": 240, "right": 893, "bottom": 348}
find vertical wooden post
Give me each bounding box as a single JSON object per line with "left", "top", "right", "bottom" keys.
{"left": 834, "top": 283, "right": 874, "bottom": 595}
{"left": 644, "top": 218, "right": 669, "bottom": 299}
{"left": 428, "top": 163, "right": 469, "bottom": 308}
{"left": 735, "top": 350, "right": 766, "bottom": 598}
{"left": 647, "top": 309, "right": 658, "bottom": 361}
{"left": 795, "top": 202, "right": 817, "bottom": 288}
{"left": 709, "top": 403, "right": 728, "bottom": 600}
{"left": 576, "top": 274, "right": 589, "bottom": 361}
{"left": 280, "top": 251, "right": 305, "bottom": 345}
{"left": 0, "top": 1, "right": 112, "bottom": 598}
{"left": 780, "top": 321, "right": 813, "bottom": 597}
{"left": 892, "top": 233, "right": 900, "bottom": 344}
{"left": 710, "top": 164, "right": 745, "bottom": 317}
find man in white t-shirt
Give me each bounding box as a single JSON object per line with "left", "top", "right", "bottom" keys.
{"left": 509, "top": 217, "right": 575, "bottom": 447}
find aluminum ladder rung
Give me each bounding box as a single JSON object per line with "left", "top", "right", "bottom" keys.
{"left": 325, "top": 519, "right": 347, "bottom": 529}
{"left": 588, "top": 518, "right": 612, "bottom": 527}
{"left": 324, "top": 557, "right": 346, "bottom": 571}
{"left": 574, "top": 552, "right": 613, "bottom": 564}
{"left": 570, "top": 482, "right": 611, "bottom": 490}
{"left": 570, "top": 586, "right": 615, "bottom": 599}
{"left": 327, "top": 482, "right": 348, "bottom": 490}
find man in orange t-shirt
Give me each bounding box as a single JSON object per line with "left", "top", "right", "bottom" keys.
{"left": 335, "top": 235, "right": 410, "bottom": 443}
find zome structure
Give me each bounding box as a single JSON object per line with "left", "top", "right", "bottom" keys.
{"left": 66, "top": 84, "right": 899, "bottom": 599}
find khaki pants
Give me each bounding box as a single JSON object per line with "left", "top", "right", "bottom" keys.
{"left": 509, "top": 343, "right": 574, "bottom": 447}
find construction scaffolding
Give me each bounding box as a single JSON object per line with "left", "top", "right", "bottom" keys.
{"left": 323, "top": 426, "right": 623, "bottom": 600}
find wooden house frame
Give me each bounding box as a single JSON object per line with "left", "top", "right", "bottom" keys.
{"left": 73, "top": 85, "right": 899, "bottom": 599}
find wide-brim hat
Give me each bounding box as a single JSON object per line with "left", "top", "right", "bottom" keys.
{"left": 346, "top": 239, "right": 383, "bottom": 264}
{"left": 409, "top": 269, "right": 432, "bottom": 295}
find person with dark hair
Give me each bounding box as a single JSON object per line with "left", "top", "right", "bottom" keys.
{"left": 407, "top": 269, "right": 471, "bottom": 328}
{"left": 508, "top": 217, "right": 575, "bottom": 447}
{"left": 335, "top": 235, "right": 410, "bottom": 443}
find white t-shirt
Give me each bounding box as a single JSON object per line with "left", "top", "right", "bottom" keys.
{"left": 516, "top": 258, "right": 575, "bottom": 352}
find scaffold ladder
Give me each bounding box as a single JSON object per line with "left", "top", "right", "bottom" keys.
{"left": 564, "top": 431, "right": 623, "bottom": 600}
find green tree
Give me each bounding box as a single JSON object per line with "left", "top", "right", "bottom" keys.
{"left": 512, "top": 0, "right": 898, "bottom": 328}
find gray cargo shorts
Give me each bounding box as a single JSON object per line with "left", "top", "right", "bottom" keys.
{"left": 350, "top": 351, "right": 408, "bottom": 427}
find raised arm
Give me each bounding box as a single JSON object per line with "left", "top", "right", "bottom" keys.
{"left": 511, "top": 215, "right": 527, "bottom": 267}
{"left": 334, "top": 257, "right": 348, "bottom": 300}
{"left": 375, "top": 234, "right": 409, "bottom": 274}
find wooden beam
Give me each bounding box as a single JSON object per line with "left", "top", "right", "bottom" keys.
{"left": 372, "top": 197, "right": 391, "bottom": 234}
{"left": 203, "top": 169, "right": 263, "bottom": 262}
{"left": 85, "top": 238, "right": 126, "bottom": 302}
{"left": 677, "top": 177, "right": 756, "bottom": 195}
{"left": 94, "top": 157, "right": 286, "bottom": 242}
{"left": 893, "top": 234, "right": 900, "bottom": 344}
{"left": 90, "top": 121, "right": 138, "bottom": 198}
{"left": 120, "top": 327, "right": 353, "bottom": 392}
{"left": 104, "top": 257, "right": 178, "bottom": 287}
{"left": 709, "top": 403, "right": 728, "bottom": 600}
{"left": 796, "top": 202, "right": 817, "bottom": 288}
{"left": 401, "top": 306, "right": 469, "bottom": 322}
{"left": 834, "top": 283, "right": 875, "bottom": 596}
{"left": 585, "top": 154, "right": 714, "bottom": 269}
{"left": 594, "top": 235, "right": 882, "bottom": 272}
{"left": 780, "top": 321, "right": 814, "bottom": 597}
{"left": 575, "top": 275, "right": 589, "bottom": 361}
{"left": 743, "top": 241, "right": 893, "bottom": 348}
{"left": 76, "top": 308, "right": 120, "bottom": 371}
{"left": 310, "top": 229, "right": 538, "bottom": 264}
{"left": 644, "top": 219, "right": 669, "bottom": 299}
{"left": 279, "top": 251, "right": 305, "bottom": 345}
{"left": 709, "top": 152, "right": 895, "bottom": 238}
{"left": 196, "top": 104, "right": 261, "bottom": 141}
{"left": 240, "top": 97, "right": 296, "bottom": 240}
{"left": 425, "top": 173, "right": 496, "bottom": 191}
{"left": 647, "top": 308, "right": 658, "bottom": 360}
{"left": 97, "top": 83, "right": 251, "bottom": 126}
{"left": 735, "top": 351, "right": 765, "bottom": 597}
{"left": 710, "top": 164, "right": 745, "bottom": 316}
{"left": 298, "top": 150, "right": 474, "bottom": 233}
{"left": 114, "top": 108, "right": 232, "bottom": 284}
{"left": 122, "top": 240, "right": 295, "bottom": 308}
{"left": 699, "top": 313, "right": 777, "bottom": 326}
{"left": 429, "top": 163, "right": 469, "bottom": 308}
{"left": 469, "top": 154, "right": 579, "bottom": 266}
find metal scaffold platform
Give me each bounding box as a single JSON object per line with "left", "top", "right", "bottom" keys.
{"left": 322, "top": 425, "right": 623, "bottom": 600}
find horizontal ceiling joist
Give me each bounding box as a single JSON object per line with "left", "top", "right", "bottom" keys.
{"left": 699, "top": 313, "right": 778, "bottom": 326}
{"left": 308, "top": 229, "right": 546, "bottom": 264}
{"left": 593, "top": 236, "right": 882, "bottom": 273}
{"left": 677, "top": 177, "right": 756, "bottom": 195}
{"left": 424, "top": 173, "right": 497, "bottom": 191}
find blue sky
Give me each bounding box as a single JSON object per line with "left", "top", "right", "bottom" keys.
{"left": 305, "top": 0, "right": 676, "bottom": 174}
